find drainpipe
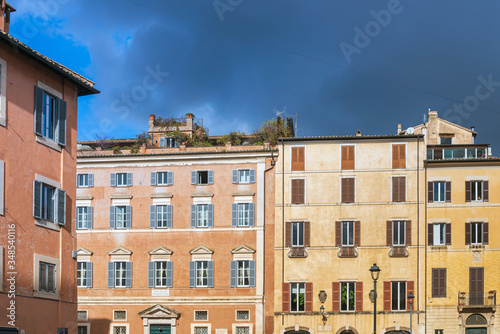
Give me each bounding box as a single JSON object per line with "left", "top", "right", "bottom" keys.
{"left": 281, "top": 139, "right": 285, "bottom": 327}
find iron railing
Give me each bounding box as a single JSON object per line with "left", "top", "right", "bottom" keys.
{"left": 458, "top": 291, "right": 496, "bottom": 306}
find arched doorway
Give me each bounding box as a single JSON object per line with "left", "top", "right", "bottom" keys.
{"left": 284, "top": 331, "right": 309, "bottom": 334}
{"left": 339, "top": 331, "right": 355, "bottom": 334}
{"left": 386, "top": 330, "right": 410, "bottom": 334}
{"left": 465, "top": 314, "right": 487, "bottom": 334}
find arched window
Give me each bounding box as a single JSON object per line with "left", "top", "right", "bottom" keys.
{"left": 466, "top": 314, "right": 487, "bottom": 326}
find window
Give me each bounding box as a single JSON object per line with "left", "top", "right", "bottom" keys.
{"left": 77, "top": 310, "right": 88, "bottom": 321}
{"left": 392, "top": 144, "right": 406, "bottom": 169}
{"left": 471, "top": 222, "right": 483, "bottom": 244}
{"left": 157, "top": 172, "right": 172, "bottom": 185}
{"left": 197, "top": 204, "right": 208, "bottom": 227}
{"left": 194, "top": 327, "right": 208, "bottom": 334}
{"left": 77, "top": 206, "right": 93, "bottom": 229}
{"left": 77, "top": 262, "right": 92, "bottom": 288}
{"left": 292, "top": 222, "right": 304, "bottom": 246}
{"left": 33, "top": 180, "right": 66, "bottom": 225}
{"left": 235, "top": 327, "right": 250, "bottom": 334}
{"left": 291, "top": 179, "right": 305, "bottom": 204}
{"left": 237, "top": 260, "right": 250, "bottom": 287}
{"left": 341, "top": 177, "right": 355, "bottom": 203}
{"left": 113, "top": 326, "right": 127, "bottom": 334}
{"left": 114, "top": 310, "right": 126, "bottom": 320}
{"left": 108, "top": 261, "right": 132, "bottom": 288}
{"left": 189, "top": 259, "right": 214, "bottom": 288}
{"left": 110, "top": 172, "right": 132, "bottom": 187}
{"left": 34, "top": 86, "right": 67, "bottom": 146}
{"left": 191, "top": 204, "right": 214, "bottom": 228}
{"left": 230, "top": 260, "right": 255, "bottom": 288}
{"left": 157, "top": 205, "right": 172, "bottom": 228}
{"left": 432, "top": 268, "right": 446, "bottom": 298}
{"left": 342, "top": 221, "right": 354, "bottom": 246}
{"left": 151, "top": 171, "right": 173, "bottom": 186}
{"left": 392, "top": 176, "right": 406, "bottom": 202}
{"left": 155, "top": 261, "right": 169, "bottom": 287}
{"left": 236, "top": 310, "right": 250, "bottom": 320}
{"left": 440, "top": 136, "right": 452, "bottom": 145}
{"left": 116, "top": 206, "right": 126, "bottom": 229}
{"left": 290, "top": 282, "right": 305, "bottom": 312}
{"left": 285, "top": 222, "right": 310, "bottom": 254}
{"left": 392, "top": 221, "right": 405, "bottom": 246}
{"left": 110, "top": 205, "right": 132, "bottom": 229}
{"left": 341, "top": 145, "right": 355, "bottom": 170}
{"left": 115, "top": 262, "right": 127, "bottom": 288}
{"left": 466, "top": 180, "right": 489, "bottom": 202}
{"left": 77, "top": 173, "right": 93, "bottom": 187}
{"left": 386, "top": 220, "right": 411, "bottom": 247}
{"left": 391, "top": 281, "right": 406, "bottom": 311}
{"left": 434, "top": 182, "right": 445, "bottom": 202}
{"left": 34, "top": 254, "right": 59, "bottom": 298}
{"left": 341, "top": 282, "right": 355, "bottom": 311}
{"left": 196, "top": 261, "right": 208, "bottom": 287}
{"left": 291, "top": 147, "right": 305, "bottom": 171}
{"left": 232, "top": 169, "right": 255, "bottom": 184}
{"left": 195, "top": 310, "right": 208, "bottom": 320}
{"left": 39, "top": 261, "right": 56, "bottom": 293}
{"left": 77, "top": 326, "right": 88, "bottom": 334}
{"left": 159, "top": 136, "right": 177, "bottom": 148}
{"left": 429, "top": 181, "right": 451, "bottom": 203}
{"left": 332, "top": 281, "right": 362, "bottom": 312}
{"left": 117, "top": 173, "right": 127, "bottom": 186}
{"left": 433, "top": 223, "right": 446, "bottom": 245}
{"left": 435, "top": 330, "right": 444, "bottom": 334}
{"left": 191, "top": 170, "right": 214, "bottom": 185}
{"left": 148, "top": 261, "right": 173, "bottom": 288}
{"left": 0, "top": 58, "right": 7, "bottom": 127}
{"left": 231, "top": 203, "right": 255, "bottom": 227}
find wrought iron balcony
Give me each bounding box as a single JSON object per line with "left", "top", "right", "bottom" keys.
{"left": 337, "top": 246, "right": 357, "bottom": 258}
{"left": 458, "top": 291, "right": 496, "bottom": 311}
{"left": 427, "top": 144, "right": 488, "bottom": 160}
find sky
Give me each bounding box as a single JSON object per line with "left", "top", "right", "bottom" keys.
{"left": 8, "top": 0, "right": 500, "bottom": 149}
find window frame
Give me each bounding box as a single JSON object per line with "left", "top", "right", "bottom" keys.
{"left": 154, "top": 261, "right": 169, "bottom": 287}
{"left": 114, "top": 262, "right": 128, "bottom": 288}
{"left": 156, "top": 205, "right": 170, "bottom": 228}
{"left": 116, "top": 173, "right": 128, "bottom": 187}
{"left": 111, "top": 324, "right": 129, "bottom": 334}
{"left": 392, "top": 221, "right": 406, "bottom": 246}
{"left": 77, "top": 261, "right": 90, "bottom": 288}
{"left": 391, "top": 281, "right": 407, "bottom": 311}
{"left": 196, "top": 261, "right": 209, "bottom": 288}
{"left": 77, "top": 173, "right": 89, "bottom": 188}
{"left": 196, "top": 204, "right": 209, "bottom": 228}
{"left": 291, "top": 222, "right": 304, "bottom": 247}
{"left": 77, "top": 206, "right": 88, "bottom": 230}
{"left": 290, "top": 145, "right": 306, "bottom": 171}
{"left": 290, "top": 282, "right": 306, "bottom": 312}
{"left": 77, "top": 324, "right": 90, "bottom": 334}
{"left": 432, "top": 268, "right": 447, "bottom": 298}
{"left": 340, "top": 281, "right": 356, "bottom": 312}
{"left": 236, "top": 260, "right": 250, "bottom": 287}
{"left": 156, "top": 172, "right": 170, "bottom": 186}
{"left": 471, "top": 181, "right": 483, "bottom": 202}
{"left": 34, "top": 254, "right": 60, "bottom": 299}
{"left": 392, "top": 143, "right": 407, "bottom": 169}
{"left": 471, "top": 222, "right": 483, "bottom": 245}
{"left": 238, "top": 169, "right": 251, "bottom": 184}
{"left": 197, "top": 171, "right": 209, "bottom": 185}
{"left": 433, "top": 181, "right": 446, "bottom": 202}
{"left": 237, "top": 203, "right": 251, "bottom": 227}
{"left": 341, "top": 221, "right": 354, "bottom": 246}
{"left": 290, "top": 178, "right": 306, "bottom": 205}
{"left": 34, "top": 83, "right": 66, "bottom": 149}
{"left": 340, "top": 176, "right": 355, "bottom": 204}
{"left": 433, "top": 223, "right": 446, "bottom": 246}
{"left": 340, "top": 144, "right": 355, "bottom": 170}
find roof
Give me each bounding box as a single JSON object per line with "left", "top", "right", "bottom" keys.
{"left": 77, "top": 148, "right": 277, "bottom": 158}
{"left": 0, "top": 31, "right": 99, "bottom": 96}
{"left": 279, "top": 134, "right": 423, "bottom": 142}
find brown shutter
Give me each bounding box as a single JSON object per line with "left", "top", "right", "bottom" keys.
{"left": 428, "top": 224, "right": 434, "bottom": 246}
{"left": 342, "top": 178, "right": 355, "bottom": 203}
{"left": 465, "top": 181, "right": 471, "bottom": 202}
{"left": 446, "top": 223, "right": 451, "bottom": 245}
{"left": 341, "top": 178, "right": 347, "bottom": 203}
{"left": 354, "top": 221, "right": 360, "bottom": 246}
{"left": 347, "top": 145, "right": 355, "bottom": 169}
{"left": 392, "top": 145, "right": 399, "bottom": 169}
{"left": 441, "top": 269, "right": 447, "bottom": 298}
{"left": 332, "top": 282, "right": 340, "bottom": 312}
{"left": 400, "top": 145, "right": 406, "bottom": 168}
{"left": 386, "top": 221, "right": 392, "bottom": 246}
{"left": 355, "top": 281, "right": 363, "bottom": 312}
{"left": 445, "top": 181, "right": 451, "bottom": 202}
{"left": 349, "top": 178, "right": 355, "bottom": 203}
{"left": 393, "top": 144, "right": 406, "bottom": 169}
{"left": 392, "top": 178, "right": 399, "bottom": 202}
{"left": 291, "top": 179, "right": 297, "bottom": 204}
{"left": 465, "top": 223, "right": 471, "bottom": 245}
{"left": 335, "top": 221, "right": 342, "bottom": 247}
{"left": 304, "top": 221, "right": 310, "bottom": 247}
{"left": 400, "top": 177, "right": 406, "bottom": 202}
{"left": 282, "top": 283, "right": 290, "bottom": 312}
{"left": 405, "top": 220, "right": 412, "bottom": 246}
{"left": 406, "top": 281, "right": 414, "bottom": 311}
{"left": 298, "top": 179, "right": 305, "bottom": 204}
{"left": 285, "top": 222, "right": 292, "bottom": 247}
{"left": 341, "top": 146, "right": 348, "bottom": 170}
{"left": 383, "top": 281, "right": 391, "bottom": 311}
{"left": 297, "top": 147, "right": 305, "bottom": 170}
{"left": 432, "top": 269, "right": 438, "bottom": 297}
{"left": 291, "top": 147, "right": 305, "bottom": 171}
{"left": 483, "top": 222, "right": 489, "bottom": 245}
{"left": 483, "top": 181, "right": 489, "bottom": 202}
{"left": 428, "top": 182, "right": 434, "bottom": 203}
{"left": 305, "top": 282, "right": 313, "bottom": 312}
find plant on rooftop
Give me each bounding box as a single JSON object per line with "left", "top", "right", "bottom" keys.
{"left": 130, "top": 144, "right": 140, "bottom": 154}
{"left": 136, "top": 131, "right": 149, "bottom": 146}
{"left": 217, "top": 131, "right": 246, "bottom": 146}
{"left": 253, "top": 117, "right": 292, "bottom": 145}
{"left": 112, "top": 146, "right": 122, "bottom": 155}
{"left": 94, "top": 132, "right": 118, "bottom": 150}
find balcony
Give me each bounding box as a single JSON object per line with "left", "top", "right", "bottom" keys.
{"left": 288, "top": 247, "right": 307, "bottom": 258}
{"left": 427, "top": 145, "right": 488, "bottom": 160}
{"left": 389, "top": 246, "right": 408, "bottom": 257}
{"left": 458, "top": 291, "right": 496, "bottom": 312}
{"left": 337, "top": 246, "right": 357, "bottom": 258}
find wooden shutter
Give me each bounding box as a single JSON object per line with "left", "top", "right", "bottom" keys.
{"left": 231, "top": 203, "right": 238, "bottom": 227}
{"left": 249, "top": 260, "right": 256, "bottom": 287}
{"left": 110, "top": 173, "right": 117, "bottom": 187}
{"left": 445, "top": 181, "right": 451, "bottom": 202}
{"left": 86, "top": 262, "right": 93, "bottom": 288}
{"left": 483, "top": 222, "right": 489, "bottom": 245}
{"left": 304, "top": 221, "right": 310, "bottom": 247}
{"left": 393, "top": 178, "right": 399, "bottom": 202}
{"left": 207, "top": 261, "right": 214, "bottom": 288}
{"left": 232, "top": 170, "right": 238, "bottom": 184}
{"left": 341, "top": 178, "right": 348, "bottom": 203}
{"left": 305, "top": 282, "right": 313, "bottom": 312}
{"left": 465, "top": 223, "right": 471, "bottom": 245}
{"left": 125, "top": 205, "right": 132, "bottom": 229}
{"left": 249, "top": 169, "right": 255, "bottom": 183}
{"left": 354, "top": 221, "right": 361, "bottom": 246}
{"left": 126, "top": 173, "right": 133, "bottom": 187}
{"left": 285, "top": 222, "right": 292, "bottom": 247}
{"left": 393, "top": 144, "right": 406, "bottom": 169}
{"left": 341, "top": 145, "right": 355, "bottom": 170}
{"left": 332, "top": 282, "right": 340, "bottom": 312}
{"left": 291, "top": 147, "right": 305, "bottom": 171}
{"left": 465, "top": 181, "right": 471, "bottom": 202}
{"left": 230, "top": 261, "right": 237, "bottom": 287}
{"left": 108, "top": 262, "right": 115, "bottom": 288}
{"left": 191, "top": 171, "right": 197, "bottom": 185}
{"left": 342, "top": 178, "right": 355, "bottom": 203}
{"left": 348, "top": 178, "right": 355, "bottom": 203}
{"left": 428, "top": 182, "right": 434, "bottom": 203}
{"left": 166, "top": 205, "right": 173, "bottom": 228}
{"left": 428, "top": 224, "right": 434, "bottom": 246}
{"left": 166, "top": 261, "right": 173, "bottom": 288}
{"left": 383, "top": 281, "right": 391, "bottom": 311}
{"left": 208, "top": 170, "right": 214, "bottom": 184}
{"left": 335, "top": 221, "right": 342, "bottom": 247}
{"left": 446, "top": 223, "right": 451, "bottom": 245}
{"left": 33, "top": 180, "right": 42, "bottom": 219}
{"left": 55, "top": 188, "right": 66, "bottom": 225}
{"left": 406, "top": 281, "right": 414, "bottom": 311}
{"left": 248, "top": 203, "right": 255, "bottom": 227}
{"left": 483, "top": 181, "right": 489, "bottom": 202}
{"left": 150, "top": 205, "right": 157, "bottom": 228}
{"left": 432, "top": 269, "right": 438, "bottom": 297}
{"left": 355, "top": 281, "right": 363, "bottom": 312}
{"left": 190, "top": 204, "right": 197, "bottom": 228}
{"left": 393, "top": 177, "right": 405, "bottom": 202}
{"left": 109, "top": 206, "right": 115, "bottom": 229}
{"left": 386, "top": 221, "right": 392, "bottom": 246}
{"left": 291, "top": 179, "right": 305, "bottom": 204}
{"left": 57, "top": 99, "right": 67, "bottom": 146}
{"left": 148, "top": 262, "right": 155, "bottom": 288}
{"left": 189, "top": 261, "right": 196, "bottom": 288}
{"left": 87, "top": 206, "right": 93, "bottom": 229}
{"left": 88, "top": 174, "right": 94, "bottom": 187}
{"left": 167, "top": 171, "right": 174, "bottom": 185}
{"left": 282, "top": 283, "right": 290, "bottom": 312}
{"left": 405, "top": 220, "right": 411, "bottom": 246}
{"left": 208, "top": 204, "right": 214, "bottom": 228}
{"left": 34, "top": 86, "right": 44, "bottom": 135}
{"left": 151, "top": 172, "right": 157, "bottom": 186}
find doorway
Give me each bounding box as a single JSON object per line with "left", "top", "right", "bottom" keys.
{"left": 150, "top": 324, "right": 171, "bottom": 334}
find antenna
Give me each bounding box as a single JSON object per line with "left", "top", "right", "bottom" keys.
{"left": 295, "top": 113, "right": 298, "bottom": 137}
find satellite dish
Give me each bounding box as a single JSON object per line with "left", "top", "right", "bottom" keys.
{"left": 407, "top": 127, "right": 415, "bottom": 134}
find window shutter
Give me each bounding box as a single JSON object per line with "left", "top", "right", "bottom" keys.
{"left": 159, "top": 137, "right": 166, "bottom": 147}
{"left": 208, "top": 204, "right": 214, "bottom": 228}
{"left": 87, "top": 206, "right": 93, "bottom": 229}
{"left": 406, "top": 281, "right": 414, "bottom": 311}
{"left": 355, "top": 281, "right": 363, "bottom": 312}
{"left": 110, "top": 173, "right": 117, "bottom": 187}
{"left": 191, "top": 204, "right": 197, "bottom": 228}
{"left": 291, "top": 147, "right": 305, "bottom": 171}
{"left": 483, "top": 181, "right": 489, "bottom": 202}
{"left": 428, "top": 224, "right": 434, "bottom": 246}
{"left": 341, "top": 146, "right": 348, "bottom": 170}
{"left": 249, "top": 260, "right": 256, "bottom": 287}
{"left": 151, "top": 172, "right": 157, "bottom": 186}
{"left": 33, "top": 180, "right": 42, "bottom": 218}
{"left": 291, "top": 179, "right": 298, "bottom": 204}
{"left": 166, "top": 205, "right": 173, "bottom": 228}
{"left": 249, "top": 169, "right": 255, "bottom": 183}
{"left": 400, "top": 177, "right": 406, "bottom": 202}
{"left": 189, "top": 261, "right": 196, "bottom": 288}
{"left": 57, "top": 99, "right": 67, "bottom": 146}
{"left": 148, "top": 261, "right": 155, "bottom": 288}
{"left": 285, "top": 222, "right": 292, "bottom": 247}
{"left": 332, "top": 282, "right": 340, "bottom": 312}
{"left": 349, "top": 178, "right": 355, "bottom": 203}
{"left": 483, "top": 222, "right": 489, "bottom": 245}
{"left": 335, "top": 221, "right": 342, "bottom": 247}
{"left": 465, "top": 223, "right": 471, "bottom": 245}
{"left": 249, "top": 203, "right": 255, "bottom": 227}
{"left": 383, "top": 281, "right": 391, "bottom": 311}
{"left": 126, "top": 173, "right": 133, "bottom": 187}
{"left": 440, "top": 269, "right": 446, "bottom": 297}
{"left": 304, "top": 221, "right": 310, "bottom": 247}
{"left": 393, "top": 144, "right": 405, "bottom": 169}
{"left": 125, "top": 262, "right": 132, "bottom": 288}
{"left": 298, "top": 179, "right": 305, "bottom": 204}
{"left": 55, "top": 188, "right": 66, "bottom": 225}
{"left": 231, "top": 203, "right": 238, "bottom": 227}
{"left": 392, "top": 145, "right": 399, "bottom": 169}
{"left": 108, "top": 262, "right": 115, "bottom": 288}
{"left": 405, "top": 220, "right": 411, "bottom": 246}
{"left": 465, "top": 181, "right": 471, "bottom": 202}
{"left": 208, "top": 170, "right": 214, "bottom": 184}
{"left": 207, "top": 261, "right": 214, "bottom": 288}
{"left": 386, "top": 221, "right": 392, "bottom": 246}
{"left": 150, "top": 205, "right": 157, "bottom": 229}
{"left": 282, "top": 283, "right": 290, "bottom": 312}
{"left": 445, "top": 181, "right": 451, "bottom": 202}
{"left": 125, "top": 205, "right": 132, "bottom": 229}
{"left": 392, "top": 177, "right": 399, "bottom": 202}
{"left": 109, "top": 206, "right": 116, "bottom": 229}
{"left": 230, "top": 260, "right": 237, "bottom": 287}
{"left": 167, "top": 171, "right": 174, "bottom": 185}
{"left": 432, "top": 269, "right": 438, "bottom": 297}
{"left": 34, "top": 86, "right": 44, "bottom": 135}
{"left": 446, "top": 223, "right": 451, "bottom": 245}
{"left": 428, "top": 182, "right": 434, "bottom": 203}
{"left": 341, "top": 146, "right": 355, "bottom": 170}
{"left": 88, "top": 174, "right": 94, "bottom": 187}
{"left": 232, "top": 170, "right": 239, "bottom": 184}
{"left": 354, "top": 221, "right": 360, "bottom": 246}
{"left": 76, "top": 207, "right": 80, "bottom": 227}
{"left": 305, "top": 282, "right": 313, "bottom": 312}
{"left": 87, "top": 262, "right": 93, "bottom": 288}
{"left": 191, "top": 171, "right": 197, "bottom": 185}
{"left": 166, "top": 261, "right": 173, "bottom": 288}
{"left": 399, "top": 145, "right": 406, "bottom": 168}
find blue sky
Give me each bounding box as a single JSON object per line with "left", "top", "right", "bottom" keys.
{"left": 9, "top": 0, "right": 500, "bottom": 149}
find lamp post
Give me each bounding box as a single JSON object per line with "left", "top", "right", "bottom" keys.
{"left": 408, "top": 292, "right": 414, "bottom": 334}
{"left": 370, "top": 263, "right": 381, "bottom": 334}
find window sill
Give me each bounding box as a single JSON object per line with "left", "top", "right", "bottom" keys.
{"left": 36, "top": 135, "right": 62, "bottom": 152}
{"left": 469, "top": 244, "right": 486, "bottom": 249}
{"left": 430, "top": 245, "right": 448, "bottom": 249}
{"left": 389, "top": 246, "right": 408, "bottom": 257}
{"left": 288, "top": 247, "right": 307, "bottom": 258}
{"left": 35, "top": 219, "right": 60, "bottom": 231}
{"left": 34, "top": 290, "right": 59, "bottom": 300}
{"left": 338, "top": 246, "right": 357, "bottom": 258}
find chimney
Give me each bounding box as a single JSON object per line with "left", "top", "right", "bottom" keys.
{"left": 148, "top": 114, "right": 155, "bottom": 131}
{"left": 186, "top": 113, "right": 194, "bottom": 131}
{"left": 428, "top": 110, "right": 438, "bottom": 120}
{"left": 0, "top": 1, "right": 15, "bottom": 34}
{"left": 225, "top": 141, "right": 232, "bottom": 151}
{"left": 397, "top": 124, "right": 402, "bottom": 135}
{"left": 355, "top": 129, "right": 362, "bottom": 137}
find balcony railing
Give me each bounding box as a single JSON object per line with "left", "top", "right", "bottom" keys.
{"left": 458, "top": 291, "right": 496, "bottom": 307}
{"left": 427, "top": 145, "right": 488, "bottom": 160}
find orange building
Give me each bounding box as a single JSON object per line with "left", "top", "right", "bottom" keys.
{"left": 0, "top": 2, "right": 99, "bottom": 333}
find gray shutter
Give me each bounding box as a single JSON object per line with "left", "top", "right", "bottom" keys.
{"left": 125, "top": 205, "right": 132, "bottom": 229}
{"left": 148, "top": 261, "right": 155, "bottom": 288}
{"left": 109, "top": 206, "right": 116, "bottom": 229}
{"left": 232, "top": 203, "right": 238, "bottom": 227}
{"left": 34, "top": 86, "right": 43, "bottom": 136}
{"left": 232, "top": 170, "right": 239, "bottom": 184}
{"left": 88, "top": 174, "right": 94, "bottom": 187}
{"left": 166, "top": 205, "right": 173, "bottom": 228}
{"left": 191, "top": 171, "right": 197, "bottom": 185}
{"left": 189, "top": 261, "right": 196, "bottom": 287}
{"left": 87, "top": 262, "right": 93, "bottom": 288}
{"left": 208, "top": 204, "right": 214, "bottom": 228}
{"left": 249, "top": 260, "right": 256, "bottom": 287}
{"left": 207, "top": 261, "right": 214, "bottom": 288}
{"left": 33, "top": 180, "right": 42, "bottom": 218}
{"left": 159, "top": 137, "right": 166, "bottom": 147}
{"left": 167, "top": 171, "right": 174, "bottom": 185}
{"left": 87, "top": 206, "right": 93, "bottom": 229}
{"left": 208, "top": 170, "right": 214, "bottom": 184}
{"left": 76, "top": 207, "right": 80, "bottom": 227}
{"left": 150, "top": 205, "right": 157, "bottom": 229}
{"left": 230, "top": 261, "right": 237, "bottom": 287}
{"left": 57, "top": 99, "right": 67, "bottom": 146}
{"left": 166, "top": 261, "right": 173, "bottom": 288}
{"left": 249, "top": 169, "right": 255, "bottom": 183}
{"left": 108, "top": 262, "right": 115, "bottom": 288}
{"left": 110, "top": 173, "right": 117, "bottom": 187}
{"left": 151, "top": 172, "right": 157, "bottom": 186}
{"left": 76, "top": 175, "right": 81, "bottom": 187}
{"left": 249, "top": 203, "right": 255, "bottom": 227}
{"left": 55, "top": 188, "right": 66, "bottom": 225}
{"left": 191, "top": 204, "right": 197, "bottom": 228}
{"left": 125, "top": 262, "right": 132, "bottom": 288}
{"left": 127, "top": 173, "right": 133, "bottom": 187}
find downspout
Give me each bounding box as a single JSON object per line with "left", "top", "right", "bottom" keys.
{"left": 416, "top": 136, "right": 420, "bottom": 327}
{"left": 424, "top": 160, "right": 428, "bottom": 333}
{"left": 281, "top": 139, "right": 285, "bottom": 326}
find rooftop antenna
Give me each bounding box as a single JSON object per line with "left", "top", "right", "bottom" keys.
{"left": 295, "top": 113, "right": 298, "bottom": 137}
{"left": 274, "top": 106, "right": 286, "bottom": 118}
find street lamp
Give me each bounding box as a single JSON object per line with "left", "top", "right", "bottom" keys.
{"left": 369, "top": 263, "right": 381, "bottom": 334}
{"left": 318, "top": 290, "right": 328, "bottom": 325}
{"left": 319, "top": 305, "right": 327, "bottom": 325}
{"left": 408, "top": 292, "right": 415, "bottom": 334}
